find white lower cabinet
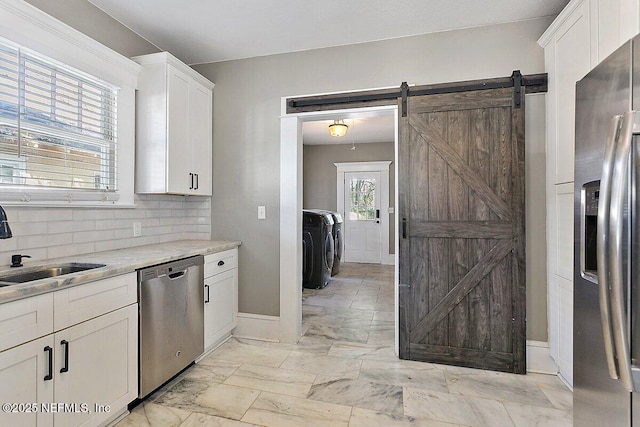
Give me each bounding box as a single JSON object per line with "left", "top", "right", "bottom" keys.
{"left": 0, "top": 335, "right": 55, "bottom": 426}
{"left": 204, "top": 249, "right": 238, "bottom": 351}
{"left": 0, "top": 274, "right": 138, "bottom": 427}
{"left": 54, "top": 305, "right": 137, "bottom": 427}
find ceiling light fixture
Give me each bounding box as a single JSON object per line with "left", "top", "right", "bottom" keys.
{"left": 329, "top": 119, "right": 348, "bottom": 137}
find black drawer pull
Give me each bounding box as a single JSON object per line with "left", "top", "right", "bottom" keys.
{"left": 217, "top": 260, "right": 225, "bottom": 267}
{"left": 60, "top": 340, "right": 69, "bottom": 373}
{"left": 205, "top": 284, "right": 210, "bottom": 303}
{"left": 189, "top": 173, "right": 194, "bottom": 190}
{"left": 44, "top": 346, "right": 53, "bottom": 381}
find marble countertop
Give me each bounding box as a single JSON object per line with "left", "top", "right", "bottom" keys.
{"left": 0, "top": 239, "right": 241, "bottom": 304}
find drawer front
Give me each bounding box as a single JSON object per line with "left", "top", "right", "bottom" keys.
{"left": 204, "top": 248, "right": 237, "bottom": 277}
{"left": 54, "top": 272, "right": 137, "bottom": 331}
{"left": 0, "top": 293, "right": 54, "bottom": 352}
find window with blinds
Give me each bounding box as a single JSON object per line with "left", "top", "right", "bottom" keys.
{"left": 0, "top": 40, "right": 118, "bottom": 192}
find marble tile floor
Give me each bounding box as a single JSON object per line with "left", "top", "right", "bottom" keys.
{"left": 117, "top": 263, "right": 572, "bottom": 427}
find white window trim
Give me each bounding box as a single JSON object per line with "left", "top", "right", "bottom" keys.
{"left": 0, "top": 0, "right": 140, "bottom": 207}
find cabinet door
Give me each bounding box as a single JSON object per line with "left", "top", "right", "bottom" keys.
{"left": 0, "top": 293, "right": 53, "bottom": 352}
{"left": 54, "top": 305, "right": 137, "bottom": 427}
{"left": 554, "top": 1, "right": 591, "bottom": 184}
{"left": 595, "top": 0, "right": 640, "bottom": 62}
{"left": 166, "top": 65, "right": 192, "bottom": 194}
{"left": 0, "top": 335, "right": 54, "bottom": 427}
{"left": 53, "top": 272, "right": 137, "bottom": 331}
{"left": 190, "top": 81, "right": 212, "bottom": 196}
{"left": 204, "top": 269, "right": 237, "bottom": 349}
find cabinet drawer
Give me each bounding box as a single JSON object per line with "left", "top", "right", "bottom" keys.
{"left": 204, "top": 248, "right": 237, "bottom": 277}
{"left": 0, "top": 293, "right": 54, "bottom": 352}
{"left": 54, "top": 272, "right": 137, "bottom": 331}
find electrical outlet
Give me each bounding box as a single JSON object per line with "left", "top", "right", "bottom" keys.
{"left": 258, "top": 206, "right": 266, "bottom": 220}
{"left": 133, "top": 222, "right": 142, "bottom": 237}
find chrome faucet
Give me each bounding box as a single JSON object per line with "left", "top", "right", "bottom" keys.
{"left": 0, "top": 205, "right": 12, "bottom": 239}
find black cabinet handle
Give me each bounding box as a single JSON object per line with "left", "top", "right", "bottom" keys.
{"left": 44, "top": 346, "right": 53, "bottom": 381}
{"left": 60, "top": 340, "right": 69, "bottom": 373}
{"left": 217, "top": 260, "right": 225, "bottom": 267}
{"left": 205, "top": 284, "right": 210, "bottom": 303}
{"left": 402, "top": 218, "right": 407, "bottom": 239}
{"left": 194, "top": 173, "right": 199, "bottom": 190}
{"left": 189, "top": 173, "right": 194, "bottom": 190}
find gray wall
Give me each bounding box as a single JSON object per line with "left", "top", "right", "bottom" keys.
{"left": 24, "top": 0, "right": 550, "bottom": 341}
{"left": 194, "top": 17, "right": 551, "bottom": 341}
{"left": 24, "top": 0, "right": 160, "bottom": 58}
{"left": 303, "top": 142, "right": 395, "bottom": 255}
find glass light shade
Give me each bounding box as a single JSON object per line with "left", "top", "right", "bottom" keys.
{"left": 329, "top": 120, "right": 348, "bottom": 137}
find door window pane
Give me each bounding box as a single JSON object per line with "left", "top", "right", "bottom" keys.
{"left": 349, "top": 178, "right": 376, "bottom": 221}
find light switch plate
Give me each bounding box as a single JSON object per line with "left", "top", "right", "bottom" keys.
{"left": 133, "top": 222, "right": 142, "bottom": 237}
{"left": 258, "top": 206, "right": 266, "bottom": 220}
{"left": 388, "top": 207, "right": 395, "bottom": 214}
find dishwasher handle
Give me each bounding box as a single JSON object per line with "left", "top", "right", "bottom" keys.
{"left": 167, "top": 270, "right": 186, "bottom": 280}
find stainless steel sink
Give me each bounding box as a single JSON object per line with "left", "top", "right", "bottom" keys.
{"left": 0, "top": 263, "right": 106, "bottom": 285}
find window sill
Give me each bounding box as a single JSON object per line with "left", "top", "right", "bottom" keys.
{"left": 0, "top": 202, "right": 137, "bottom": 209}
{"left": 0, "top": 187, "right": 135, "bottom": 208}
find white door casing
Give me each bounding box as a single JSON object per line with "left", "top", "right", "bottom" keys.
{"left": 279, "top": 101, "right": 399, "bottom": 345}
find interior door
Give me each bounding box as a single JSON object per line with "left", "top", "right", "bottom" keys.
{"left": 344, "top": 171, "right": 382, "bottom": 263}
{"left": 398, "top": 86, "right": 526, "bottom": 373}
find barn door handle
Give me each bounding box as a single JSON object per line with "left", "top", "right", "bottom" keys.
{"left": 402, "top": 218, "right": 407, "bottom": 239}
{"left": 376, "top": 209, "right": 380, "bottom": 223}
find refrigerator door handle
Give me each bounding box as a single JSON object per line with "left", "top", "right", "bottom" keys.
{"left": 597, "top": 115, "right": 623, "bottom": 380}
{"left": 609, "top": 110, "right": 638, "bottom": 392}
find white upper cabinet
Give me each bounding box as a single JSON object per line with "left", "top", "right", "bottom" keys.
{"left": 593, "top": 0, "right": 640, "bottom": 61}
{"left": 133, "top": 52, "right": 214, "bottom": 196}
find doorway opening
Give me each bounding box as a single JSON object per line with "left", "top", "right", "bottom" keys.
{"left": 279, "top": 103, "right": 399, "bottom": 348}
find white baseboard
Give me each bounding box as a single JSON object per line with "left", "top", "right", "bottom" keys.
{"left": 526, "top": 340, "right": 558, "bottom": 375}
{"left": 233, "top": 312, "right": 281, "bottom": 342}
{"left": 196, "top": 334, "right": 232, "bottom": 362}
{"left": 558, "top": 372, "right": 574, "bottom": 391}
{"left": 382, "top": 254, "right": 395, "bottom": 265}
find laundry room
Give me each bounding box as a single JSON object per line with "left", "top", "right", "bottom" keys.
{"left": 302, "top": 114, "right": 396, "bottom": 280}
{"left": 300, "top": 112, "right": 396, "bottom": 346}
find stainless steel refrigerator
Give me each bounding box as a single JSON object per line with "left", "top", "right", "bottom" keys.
{"left": 575, "top": 36, "right": 640, "bottom": 426}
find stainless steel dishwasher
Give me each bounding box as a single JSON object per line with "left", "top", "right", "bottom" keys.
{"left": 138, "top": 255, "right": 204, "bottom": 398}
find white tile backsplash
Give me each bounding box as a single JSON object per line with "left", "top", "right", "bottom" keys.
{"left": 0, "top": 194, "right": 211, "bottom": 266}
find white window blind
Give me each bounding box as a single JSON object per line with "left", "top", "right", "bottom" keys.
{"left": 0, "top": 40, "right": 118, "bottom": 193}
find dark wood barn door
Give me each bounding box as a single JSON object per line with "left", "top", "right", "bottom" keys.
{"left": 398, "top": 87, "right": 526, "bottom": 373}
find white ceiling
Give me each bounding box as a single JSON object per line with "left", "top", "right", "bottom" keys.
{"left": 303, "top": 115, "right": 395, "bottom": 146}
{"left": 87, "top": 0, "right": 569, "bottom": 65}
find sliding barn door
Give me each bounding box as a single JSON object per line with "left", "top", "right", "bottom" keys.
{"left": 398, "top": 87, "right": 525, "bottom": 373}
